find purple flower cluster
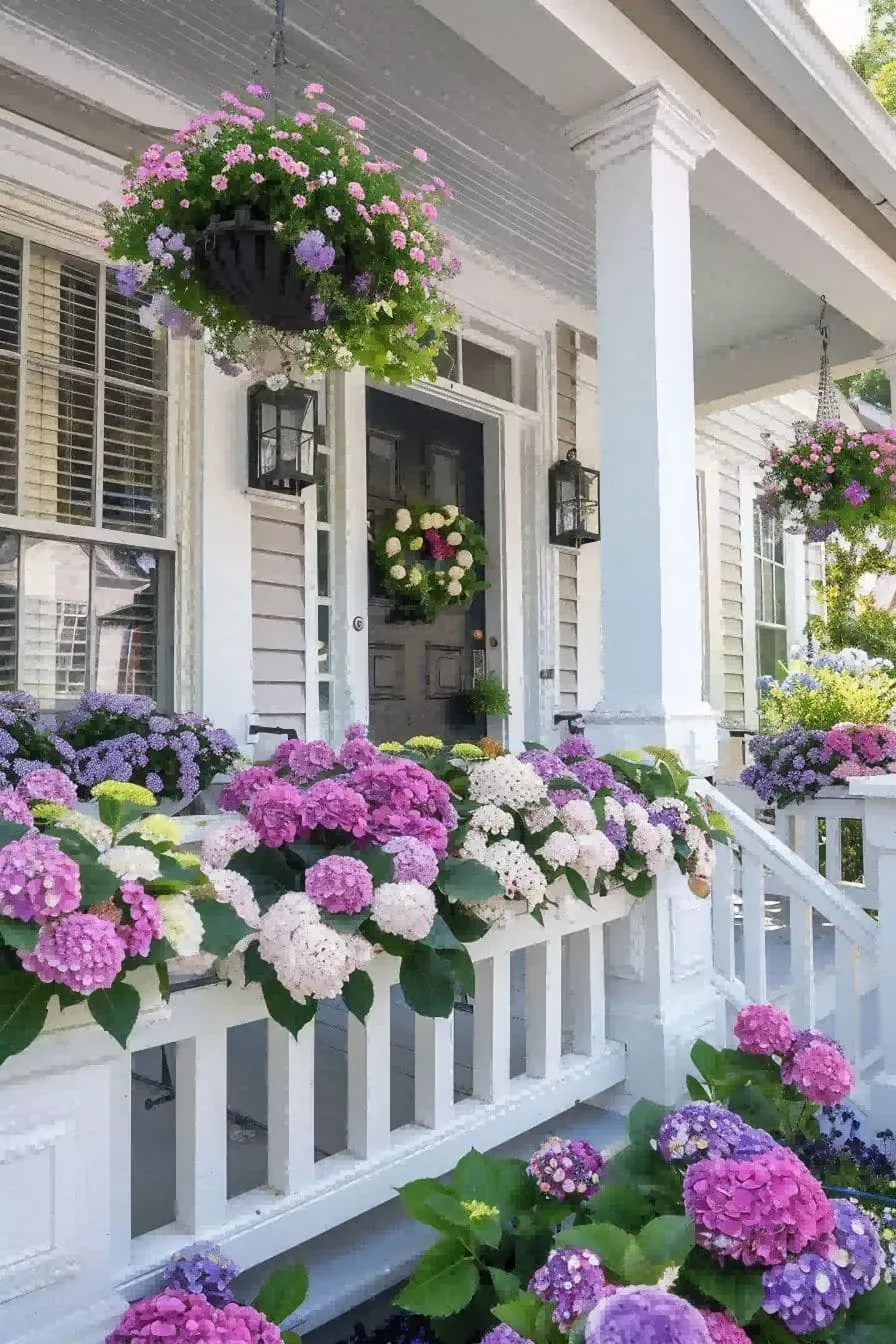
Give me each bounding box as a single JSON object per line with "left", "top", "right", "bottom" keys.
{"left": 0, "top": 834, "right": 81, "bottom": 922}
{"left": 733, "top": 1006, "right": 855, "bottom": 1106}
{"left": 0, "top": 787, "right": 34, "bottom": 826}
{"left": 305, "top": 854, "right": 373, "bottom": 914}
{"left": 106, "top": 1286, "right": 281, "bottom": 1344}
{"left": 21, "top": 911, "right": 126, "bottom": 993}
{"left": 657, "top": 1103, "right": 774, "bottom": 1164}
{"left": 0, "top": 693, "right": 68, "bottom": 789}
{"left": 740, "top": 727, "right": 831, "bottom": 806}
{"left": 585, "top": 1288, "right": 710, "bottom": 1344}
{"left": 383, "top": 835, "right": 440, "bottom": 886}
{"left": 119, "top": 881, "right": 164, "bottom": 958}
{"left": 762, "top": 1253, "right": 853, "bottom": 1334}
{"left": 162, "top": 1243, "right": 239, "bottom": 1307}
{"left": 271, "top": 737, "right": 336, "bottom": 782}
{"left": 15, "top": 766, "right": 77, "bottom": 807}
{"left": 530, "top": 1246, "right": 606, "bottom": 1331}
{"left": 527, "top": 1136, "right": 603, "bottom": 1200}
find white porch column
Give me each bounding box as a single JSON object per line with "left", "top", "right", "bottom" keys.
{"left": 875, "top": 345, "right": 896, "bottom": 419}
{"left": 568, "top": 82, "right": 718, "bottom": 771}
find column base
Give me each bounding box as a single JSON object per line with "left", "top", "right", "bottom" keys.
{"left": 580, "top": 704, "right": 719, "bottom": 774}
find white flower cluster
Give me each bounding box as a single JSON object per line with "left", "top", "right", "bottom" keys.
{"left": 572, "top": 832, "right": 620, "bottom": 889}
{"left": 558, "top": 798, "right": 598, "bottom": 837}
{"left": 651, "top": 796, "right": 691, "bottom": 826}
{"left": 685, "top": 823, "right": 716, "bottom": 878}
{"left": 604, "top": 797, "right": 626, "bottom": 828}
{"left": 205, "top": 868, "right": 261, "bottom": 951}
{"left": 371, "top": 881, "right": 436, "bottom": 940}
{"left": 158, "top": 891, "right": 204, "bottom": 956}
{"left": 468, "top": 804, "right": 515, "bottom": 837}
{"left": 259, "top": 891, "right": 372, "bottom": 1002}
{"left": 483, "top": 839, "right": 547, "bottom": 909}
{"left": 201, "top": 819, "right": 260, "bottom": 870}
{"left": 100, "top": 844, "right": 161, "bottom": 883}
{"left": 536, "top": 829, "right": 579, "bottom": 869}
{"left": 468, "top": 756, "right": 546, "bottom": 810}
{"left": 524, "top": 802, "right": 558, "bottom": 834}
{"left": 54, "top": 809, "right": 113, "bottom": 851}
{"left": 631, "top": 818, "right": 675, "bottom": 876}
{"left": 459, "top": 829, "right": 489, "bottom": 861}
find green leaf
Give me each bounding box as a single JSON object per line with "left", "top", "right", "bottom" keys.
{"left": 243, "top": 942, "right": 277, "bottom": 985}
{"left": 286, "top": 843, "right": 328, "bottom": 868}
{"left": 489, "top": 1268, "right": 523, "bottom": 1303}
{"left": 78, "top": 861, "right": 121, "bottom": 909}
{"left": 252, "top": 1263, "right": 309, "bottom": 1325}
{"left": 157, "top": 963, "right": 171, "bottom": 1002}
{"left": 196, "top": 901, "right": 254, "bottom": 957}
{"left": 400, "top": 1177, "right": 461, "bottom": 1235}
{"left": 564, "top": 868, "right": 591, "bottom": 904}
{"left": 424, "top": 1190, "right": 502, "bottom": 1248}
{"left": 395, "top": 1240, "right": 478, "bottom": 1317}
{"left": 0, "top": 820, "right": 31, "bottom": 847}
{"left": 453, "top": 1150, "right": 531, "bottom": 1212}
{"left": 45, "top": 826, "right": 100, "bottom": 862}
{"left": 436, "top": 858, "right": 503, "bottom": 903}
{"left": 0, "top": 916, "right": 39, "bottom": 951}
{"left": 281, "top": 1333, "right": 302, "bottom": 1344}
{"left": 690, "top": 1038, "right": 721, "bottom": 1085}
{"left": 230, "top": 846, "right": 295, "bottom": 912}
{"left": 627, "top": 1098, "right": 670, "bottom": 1147}
{"left": 423, "top": 913, "right": 466, "bottom": 952}
{"left": 683, "top": 1249, "right": 765, "bottom": 1324}
{"left": 555, "top": 1223, "right": 632, "bottom": 1277}
{"left": 440, "top": 946, "right": 476, "bottom": 998}
{"left": 88, "top": 979, "right": 141, "bottom": 1048}
{"left": 585, "top": 1182, "right": 651, "bottom": 1232}
{"left": 320, "top": 910, "right": 368, "bottom": 933}
{"left": 492, "top": 1292, "right": 544, "bottom": 1341}
{"left": 686, "top": 1074, "right": 712, "bottom": 1102}
{"left": 355, "top": 847, "right": 394, "bottom": 886}
{"left": 621, "top": 1240, "right": 654, "bottom": 1284}
{"left": 0, "top": 972, "right": 54, "bottom": 1065}
{"left": 726, "top": 1084, "right": 782, "bottom": 1133}
{"left": 439, "top": 903, "right": 490, "bottom": 943}
{"left": 399, "top": 945, "right": 456, "bottom": 1017}
{"left": 261, "top": 979, "right": 317, "bottom": 1038}
{"left": 637, "top": 1215, "right": 695, "bottom": 1269}
{"left": 342, "top": 969, "right": 374, "bottom": 1024}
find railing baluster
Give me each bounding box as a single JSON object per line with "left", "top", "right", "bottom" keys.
{"left": 109, "top": 1052, "right": 133, "bottom": 1273}
{"left": 741, "top": 850, "right": 768, "bottom": 1003}
{"left": 567, "top": 926, "right": 605, "bottom": 1058}
{"left": 826, "top": 814, "right": 842, "bottom": 887}
{"left": 472, "top": 954, "right": 511, "bottom": 1102}
{"left": 175, "top": 1031, "right": 228, "bottom": 1234}
{"left": 525, "top": 936, "right": 562, "bottom": 1079}
{"left": 834, "top": 929, "right": 862, "bottom": 1068}
{"left": 789, "top": 896, "right": 816, "bottom": 1028}
{"left": 347, "top": 966, "right": 391, "bottom": 1158}
{"left": 711, "top": 840, "right": 736, "bottom": 984}
{"left": 415, "top": 1015, "right": 455, "bottom": 1129}
{"left": 267, "top": 1019, "right": 315, "bottom": 1195}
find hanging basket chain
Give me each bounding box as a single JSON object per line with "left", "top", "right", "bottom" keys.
{"left": 816, "top": 295, "right": 840, "bottom": 424}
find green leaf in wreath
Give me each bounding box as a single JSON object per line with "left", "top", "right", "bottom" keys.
{"left": 399, "top": 945, "right": 457, "bottom": 1017}
{"left": 395, "top": 1239, "right": 478, "bottom": 1317}
{"left": 261, "top": 979, "right": 317, "bottom": 1038}
{"left": 636, "top": 1215, "right": 695, "bottom": 1270}
{"left": 78, "top": 861, "right": 122, "bottom": 909}
{"left": 555, "top": 1223, "right": 632, "bottom": 1278}
{"left": 436, "top": 858, "right": 503, "bottom": 904}
{"left": 196, "top": 901, "right": 255, "bottom": 957}
{"left": 0, "top": 972, "right": 54, "bottom": 1065}
{"left": 88, "top": 979, "right": 141, "bottom": 1048}
{"left": 0, "top": 916, "right": 39, "bottom": 952}
{"left": 252, "top": 1262, "right": 309, "bottom": 1325}
{"left": 683, "top": 1248, "right": 765, "bottom": 1324}
{"left": 341, "top": 969, "right": 374, "bottom": 1024}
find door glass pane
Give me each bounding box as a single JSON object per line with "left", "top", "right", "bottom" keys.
{"left": 318, "top": 679, "right": 331, "bottom": 743}
{"left": 461, "top": 339, "right": 513, "bottom": 401}
{"left": 94, "top": 546, "right": 158, "bottom": 697}
{"left": 317, "top": 530, "right": 330, "bottom": 597}
{"left": 20, "top": 536, "right": 89, "bottom": 710}
{"left": 318, "top": 604, "right": 330, "bottom": 674}
{"left": 367, "top": 433, "right": 397, "bottom": 502}
{"left": 430, "top": 446, "right": 458, "bottom": 504}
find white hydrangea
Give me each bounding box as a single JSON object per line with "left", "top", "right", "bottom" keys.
{"left": 536, "top": 829, "right": 580, "bottom": 869}
{"left": 524, "top": 802, "right": 558, "bottom": 834}
{"left": 409, "top": 537, "right": 424, "bottom": 551}
{"left": 205, "top": 868, "right": 261, "bottom": 932}
{"left": 53, "top": 809, "right": 113, "bottom": 851}
{"left": 459, "top": 829, "right": 489, "bottom": 861}
{"left": 456, "top": 549, "right": 474, "bottom": 569}
{"left": 624, "top": 801, "right": 650, "bottom": 828}
{"left": 558, "top": 798, "right": 598, "bottom": 837}
{"left": 572, "top": 832, "right": 620, "bottom": 889}
{"left": 390, "top": 564, "right": 407, "bottom": 580}
{"left": 385, "top": 536, "right": 402, "bottom": 557}
{"left": 419, "top": 512, "right": 433, "bottom": 529}
{"left": 604, "top": 797, "right": 626, "bottom": 828}
{"left": 100, "top": 844, "right": 161, "bottom": 883}
{"left": 447, "top": 580, "right": 463, "bottom": 597}
{"left": 448, "top": 565, "right": 464, "bottom": 580}
{"left": 158, "top": 892, "right": 204, "bottom": 957}
{"left": 395, "top": 508, "right": 412, "bottom": 533}
{"left": 469, "top": 804, "right": 515, "bottom": 836}
{"left": 483, "top": 839, "right": 548, "bottom": 909}
{"left": 259, "top": 891, "right": 366, "bottom": 1001}
{"left": 372, "top": 881, "right": 436, "bottom": 940}
{"left": 200, "top": 819, "right": 259, "bottom": 870}
{"left": 447, "top": 533, "right": 463, "bottom": 547}
{"left": 632, "top": 820, "right": 675, "bottom": 876}
{"left": 408, "top": 566, "right": 423, "bottom": 586}
{"left": 468, "top": 757, "right": 546, "bottom": 810}
{"left": 430, "top": 512, "right": 445, "bottom": 528}
{"left": 684, "top": 823, "right": 704, "bottom": 853}
{"left": 443, "top": 505, "right": 459, "bottom": 523}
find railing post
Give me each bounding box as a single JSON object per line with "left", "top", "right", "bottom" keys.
{"left": 604, "top": 865, "right": 721, "bottom": 1104}
{"left": 848, "top": 778, "right": 896, "bottom": 1126}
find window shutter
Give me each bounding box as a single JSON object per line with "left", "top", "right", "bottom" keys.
{"left": 0, "top": 236, "right": 21, "bottom": 514}
{"left": 0, "top": 533, "right": 17, "bottom": 692}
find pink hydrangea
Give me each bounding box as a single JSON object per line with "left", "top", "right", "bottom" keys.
{"left": 219, "top": 766, "right": 277, "bottom": 812}
{"left": 248, "top": 782, "right": 305, "bottom": 848}
{"left": 683, "top": 1146, "right": 834, "bottom": 1266}
{"left": 200, "top": 819, "right": 260, "bottom": 870}
{"left": 0, "top": 833, "right": 82, "bottom": 922}
{"left": 780, "top": 1039, "right": 855, "bottom": 1105}
{"left": 0, "top": 787, "right": 34, "bottom": 826}
{"left": 699, "top": 1311, "right": 751, "bottom": 1344}
{"left": 20, "top": 911, "right": 125, "bottom": 993}
{"left": 304, "top": 854, "right": 373, "bottom": 914}
{"left": 271, "top": 738, "right": 336, "bottom": 782}
{"left": 16, "top": 767, "right": 78, "bottom": 807}
{"left": 298, "top": 779, "right": 369, "bottom": 837}
{"left": 107, "top": 1286, "right": 282, "bottom": 1343}
{"left": 119, "top": 881, "right": 163, "bottom": 958}
{"left": 733, "top": 1004, "right": 796, "bottom": 1056}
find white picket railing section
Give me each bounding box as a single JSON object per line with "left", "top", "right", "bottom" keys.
{"left": 700, "top": 782, "right": 881, "bottom": 1084}
{"left": 0, "top": 882, "right": 631, "bottom": 1344}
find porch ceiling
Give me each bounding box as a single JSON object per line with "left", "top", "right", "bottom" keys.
{"left": 0, "top": 0, "right": 881, "bottom": 398}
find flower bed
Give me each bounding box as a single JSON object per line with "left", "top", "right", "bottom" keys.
{"left": 741, "top": 723, "right": 896, "bottom": 807}
{"left": 760, "top": 421, "right": 896, "bottom": 540}
{"left": 394, "top": 1005, "right": 896, "bottom": 1343}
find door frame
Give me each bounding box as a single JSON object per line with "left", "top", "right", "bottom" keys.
{"left": 326, "top": 367, "right": 541, "bottom": 751}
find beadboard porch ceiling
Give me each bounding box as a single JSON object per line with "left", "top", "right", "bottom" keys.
{"left": 0, "top": 0, "right": 879, "bottom": 379}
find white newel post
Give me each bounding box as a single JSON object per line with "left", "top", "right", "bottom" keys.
{"left": 848, "top": 776, "right": 896, "bottom": 1127}
{"left": 567, "top": 82, "right": 718, "bottom": 773}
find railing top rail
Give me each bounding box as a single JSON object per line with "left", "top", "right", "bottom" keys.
{"left": 697, "top": 781, "right": 879, "bottom": 954}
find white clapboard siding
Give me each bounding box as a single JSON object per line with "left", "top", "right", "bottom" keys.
{"left": 555, "top": 324, "right": 578, "bottom": 711}
{"left": 251, "top": 498, "right": 306, "bottom": 738}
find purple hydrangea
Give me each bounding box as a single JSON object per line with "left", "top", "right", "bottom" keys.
{"left": 585, "top": 1288, "right": 711, "bottom": 1344}
{"left": 480, "top": 1328, "right": 533, "bottom": 1344}
{"left": 762, "top": 1254, "right": 852, "bottom": 1334}
{"left": 295, "top": 229, "right": 336, "bottom": 272}
{"left": 0, "top": 787, "right": 34, "bottom": 826}
{"left": 162, "top": 1243, "right": 238, "bottom": 1307}
{"left": 530, "top": 1247, "right": 606, "bottom": 1331}
{"left": 572, "top": 759, "right": 615, "bottom": 793}
{"left": 20, "top": 911, "right": 125, "bottom": 993}
{"left": 299, "top": 778, "right": 370, "bottom": 838}
{"left": 219, "top": 766, "right": 278, "bottom": 813}
{"left": 657, "top": 1103, "right": 756, "bottom": 1164}
{"left": 829, "top": 1199, "right": 884, "bottom": 1296}
{"left": 304, "top": 854, "right": 374, "bottom": 914}
{"left": 106, "top": 1286, "right": 281, "bottom": 1344}
{"left": 119, "top": 881, "right": 163, "bottom": 959}
{"left": 527, "top": 1136, "right": 603, "bottom": 1200}
{"left": 555, "top": 736, "right": 595, "bottom": 762}
{"left": 337, "top": 737, "right": 383, "bottom": 770}
{"left": 271, "top": 737, "right": 336, "bottom": 782}
{"left": 520, "top": 750, "right": 570, "bottom": 784}
{"left": 0, "top": 833, "right": 82, "bottom": 922}
{"left": 741, "top": 727, "right": 832, "bottom": 807}
{"left": 247, "top": 781, "right": 305, "bottom": 848}
{"left": 15, "top": 766, "right": 78, "bottom": 808}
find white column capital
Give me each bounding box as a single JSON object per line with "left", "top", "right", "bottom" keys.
{"left": 566, "top": 80, "right": 714, "bottom": 175}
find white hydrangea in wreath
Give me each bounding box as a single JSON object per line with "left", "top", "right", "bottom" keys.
{"left": 374, "top": 501, "right": 488, "bottom": 620}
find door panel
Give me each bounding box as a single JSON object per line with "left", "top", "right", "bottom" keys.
{"left": 366, "top": 389, "right": 486, "bottom": 743}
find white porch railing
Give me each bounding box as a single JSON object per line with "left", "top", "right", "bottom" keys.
{"left": 0, "top": 883, "right": 632, "bottom": 1344}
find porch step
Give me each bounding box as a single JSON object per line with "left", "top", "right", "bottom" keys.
{"left": 232, "top": 1102, "right": 629, "bottom": 1339}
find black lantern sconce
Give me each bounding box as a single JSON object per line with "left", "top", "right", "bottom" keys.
{"left": 248, "top": 381, "right": 319, "bottom": 493}
{"left": 548, "top": 449, "right": 600, "bottom": 546}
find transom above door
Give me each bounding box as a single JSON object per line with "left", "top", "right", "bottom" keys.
{"left": 366, "top": 388, "right": 486, "bottom": 745}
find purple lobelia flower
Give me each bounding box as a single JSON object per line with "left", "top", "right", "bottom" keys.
{"left": 162, "top": 1242, "right": 239, "bottom": 1306}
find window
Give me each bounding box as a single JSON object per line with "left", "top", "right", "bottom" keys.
{"left": 434, "top": 333, "right": 515, "bottom": 403}
{"left": 0, "top": 232, "right": 172, "bottom": 710}
{"left": 754, "top": 498, "right": 787, "bottom": 679}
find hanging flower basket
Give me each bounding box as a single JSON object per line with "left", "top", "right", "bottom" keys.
{"left": 373, "top": 503, "right": 488, "bottom": 622}
{"left": 102, "top": 81, "right": 460, "bottom": 383}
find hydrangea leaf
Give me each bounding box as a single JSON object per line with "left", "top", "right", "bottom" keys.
{"left": 399, "top": 945, "right": 456, "bottom": 1017}
{"left": 636, "top": 1214, "right": 695, "bottom": 1270}
{"left": 252, "top": 1263, "right": 309, "bottom": 1326}
{"left": 0, "top": 917, "right": 39, "bottom": 952}
{"left": 341, "top": 968, "right": 374, "bottom": 1024}
{"left": 436, "top": 858, "right": 503, "bottom": 903}
{"left": 88, "top": 979, "right": 141, "bottom": 1049}
{"left": 439, "top": 903, "right": 490, "bottom": 944}
{"left": 78, "top": 861, "right": 122, "bottom": 909}
{"left": 0, "top": 820, "right": 31, "bottom": 848}
{"left": 555, "top": 1223, "right": 632, "bottom": 1278}
{"left": 0, "top": 972, "right": 54, "bottom": 1065}
{"left": 261, "top": 979, "right": 317, "bottom": 1038}
{"left": 396, "top": 1240, "right": 478, "bottom": 1316}
{"left": 243, "top": 943, "right": 277, "bottom": 985}
{"left": 683, "top": 1248, "right": 764, "bottom": 1324}
{"left": 196, "top": 901, "right": 254, "bottom": 957}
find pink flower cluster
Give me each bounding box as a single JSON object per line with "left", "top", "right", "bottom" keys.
{"left": 819, "top": 724, "right": 896, "bottom": 780}
{"left": 0, "top": 833, "right": 81, "bottom": 922}
{"left": 106, "top": 1286, "right": 281, "bottom": 1344}
{"left": 21, "top": 911, "right": 126, "bottom": 994}
{"left": 733, "top": 1005, "right": 855, "bottom": 1105}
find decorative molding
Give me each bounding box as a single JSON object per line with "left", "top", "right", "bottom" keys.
{"left": 566, "top": 81, "right": 714, "bottom": 176}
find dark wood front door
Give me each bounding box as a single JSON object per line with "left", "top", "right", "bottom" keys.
{"left": 367, "top": 389, "right": 487, "bottom": 744}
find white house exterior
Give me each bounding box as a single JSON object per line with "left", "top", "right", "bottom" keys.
{"left": 5, "top": 1, "right": 896, "bottom": 1341}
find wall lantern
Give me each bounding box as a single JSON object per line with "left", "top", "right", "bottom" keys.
{"left": 248, "top": 381, "right": 318, "bottom": 492}
{"left": 548, "top": 450, "right": 600, "bottom": 546}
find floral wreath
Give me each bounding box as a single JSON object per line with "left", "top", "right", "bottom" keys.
{"left": 374, "top": 503, "right": 488, "bottom": 620}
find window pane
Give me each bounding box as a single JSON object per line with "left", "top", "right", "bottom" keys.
{"left": 0, "top": 236, "right": 21, "bottom": 353}
{"left": 753, "top": 499, "right": 762, "bottom": 555}
{"left": 105, "top": 289, "right": 167, "bottom": 389}
{"left": 94, "top": 546, "right": 160, "bottom": 698}
{"left": 318, "top": 679, "right": 332, "bottom": 743}
{"left": 367, "top": 433, "right": 397, "bottom": 503}
{"left": 774, "top": 565, "right": 787, "bottom": 626}
{"left": 0, "top": 532, "right": 18, "bottom": 691}
{"left": 102, "top": 385, "right": 166, "bottom": 534}
{"left": 461, "top": 339, "right": 513, "bottom": 402}
{"left": 314, "top": 448, "right": 329, "bottom": 522}
{"left": 317, "top": 529, "right": 330, "bottom": 597}
{"left": 0, "top": 357, "right": 18, "bottom": 512}
{"left": 430, "top": 446, "right": 458, "bottom": 503}
{"left": 23, "top": 367, "right": 95, "bottom": 524}
{"left": 19, "top": 536, "right": 90, "bottom": 710}
{"left": 27, "top": 248, "right": 98, "bottom": 372}
{"left": 434, "top": 332, "right": 459, "bottom": 381}
{"left": 318, "top": 603, "right": 330, "bottom": 674}
{"left": 772, "top": 515, "right": 784, "bottom": 565}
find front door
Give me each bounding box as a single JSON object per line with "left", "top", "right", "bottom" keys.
{"left": 367, "top": 389, "right": 487, "bottom": 744}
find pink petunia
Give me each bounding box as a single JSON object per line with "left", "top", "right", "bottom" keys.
{"left": 409, "top": 246, "right": 425, "bottom": 263}
{"left": 250, "top": 172, "right": 264, "bottom": 184}
{"left": 295, "top": 162, "right": 310, "bottom": 177}
{"left": 347, "top": 181, "right": 365, "bottom": 200}
{"left": 413, "top": 147, "right": 428, "bottom": 162}
{"left": 210, "top": 174, "right": 229, "bottom": 190}
{"left": 304, "top": 82, "right": 325, "bottom": 96}
{"left": 393, "top": 269, "right": 409, "bottom": 287}
{"left": 179, "top": 198, "right": 190, "bottom": 208}
{"left": 292, "top": 194, "right": 307, "bottom": 207}
{"left": 151, "top": 198, "right": 165, "bottom": 209}
{"left": 347, "top": 115, "right": 366, "bottom": 131}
